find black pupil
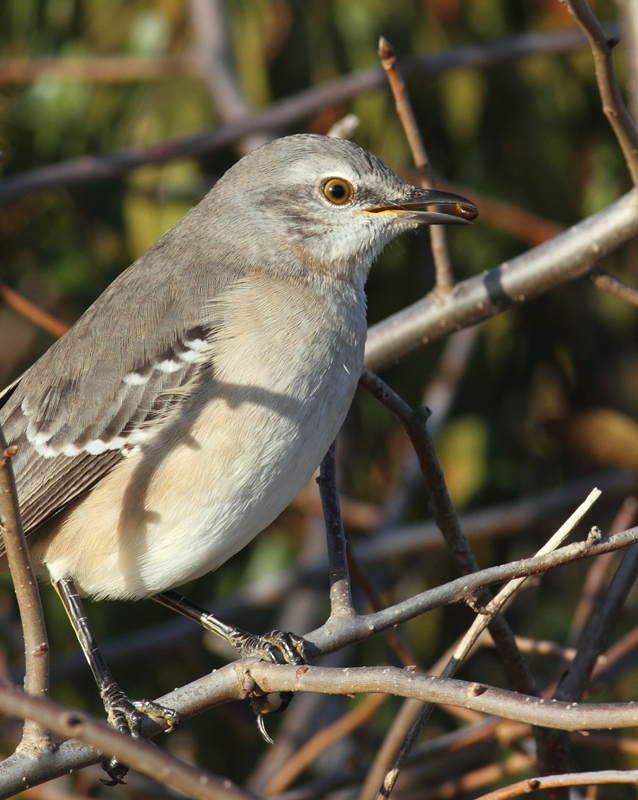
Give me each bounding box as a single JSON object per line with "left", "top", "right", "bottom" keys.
{"left": 329, "top": 182, "right": 346, "bottom": 200}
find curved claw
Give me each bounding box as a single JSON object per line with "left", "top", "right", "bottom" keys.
{"left": 100, "top": 684, "right": 181, "bottom": 782}
{"left": 237, "top": 629, "right": 307, "bottom": 665}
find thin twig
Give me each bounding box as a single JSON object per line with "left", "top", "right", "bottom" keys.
{"left": 0, "top": 284, "right": 70, "bottom": 339}
{"left": 474, "top": 768, "right": 638, "bottom": 800}
{"left": 540, "top": 540, "right": 638, "bottom": 779}
{"left": 0, "top": 427, "right": 51, "bottom": 755}
{"left": 318, "top": 442, "right": 354, "bottom": 617}
{"left": 590, "top": 267, "right": 638, "bottom": 307}
{"left": 615, "top": 0, "right": 638, "bottom": 122}
{"left": 568, "top": 497, "right": 636, "bottom": 646}
{"left": 378, "top": 36, "right": 453, "bottom": 292}
{"left": 565, "top": 0, "right": 638, "bottom": 186}
{"left": 263, "top": 694, "right": 387, "bottom": 796}
{"left": 421, "top": 751, "right": 536, "bottom": 800}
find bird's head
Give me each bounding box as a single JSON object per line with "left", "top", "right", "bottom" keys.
{"left": 207, "top": 134, "right": 477, "bottom": 286}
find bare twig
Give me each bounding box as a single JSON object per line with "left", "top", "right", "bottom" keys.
{"left": 474, "top": 768, "right": 638, "bottom": 800}
{"left": 590, "top": 267, "right": 638, "bottom": 307}
{"left": 318, "top": 442, "right": 354, "bottom": 617}
{"left": 540, "top": 540, "right": 638, "bottom": 779}
{"left": 0, "top": 427, "right": 51, "bottom": 755}
{"left": 565, "top": 0, "right": 638, "bottom": 186}
{"left": 615, "top": 0, "right": 638, "bottom": 122}
{"left": 378, "top": 36, "right": 453, "bottom": 292}
{"left": 0, "top": 27, "right": 614, "bottom": 204}
{"left": 421, "top": 751, "right": 536, "bottom": 800}
{"left": 568, "top": 497, "right": 636, "bottom": 646}
{"left": 0, "top": 284, "right": 69, "bottom": 339}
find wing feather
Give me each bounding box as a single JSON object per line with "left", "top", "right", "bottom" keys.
{"left": 0, "top": 209, "right": 243, "bottom": 546}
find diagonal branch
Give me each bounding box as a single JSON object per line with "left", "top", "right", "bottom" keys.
{"left": 378, "top": 36, "right": 454, "bottom": 292}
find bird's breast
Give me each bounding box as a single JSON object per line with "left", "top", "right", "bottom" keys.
{"left": 40, "top": 275, "right": 366, "bottom": 600}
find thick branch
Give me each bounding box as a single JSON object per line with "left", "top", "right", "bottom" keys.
{"left": 365, "top": 191, "right": 638, "bottom": 371}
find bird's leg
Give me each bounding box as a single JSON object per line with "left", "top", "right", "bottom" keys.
{"left": 53, "top": 578, "right": 180, "bottom": 785}
{"left": 153, "top": 590, "right": 306, "bottom": 664}
{"left": 152, "top": 590, "right": 306, "bottom": 742}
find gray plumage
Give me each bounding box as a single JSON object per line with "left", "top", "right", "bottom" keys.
{"left": 0, "top": 134, "right": 475, "bottom": 598}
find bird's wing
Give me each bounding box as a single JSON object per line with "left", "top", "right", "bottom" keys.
{"left": 0, "top": 239, "right": 240, "bottom": 540}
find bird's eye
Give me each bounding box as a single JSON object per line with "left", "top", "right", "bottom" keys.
{"left": 322, "top": 178, "right": 353, "bottom": 205}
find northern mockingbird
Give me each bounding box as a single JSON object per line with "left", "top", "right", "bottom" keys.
{"left": 0, "top": 134, "right": 476, "bottom": 778}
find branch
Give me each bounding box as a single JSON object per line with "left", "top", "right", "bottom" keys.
{"left": 379, "top": 36, "right": 454, "bottom": 292}
{"left": 0, "top": 426, "right": 51, "bottom": 754}
{"left": 365, "top": 191, "right": 638, "bottom": 371}
{"left": 590, "top": 267, "right": 638, "bottom": 307}
{"left": 43, "top": 469, "right": 635, "bottom": 686}
{"left": 371, "top": 491, "right": 600, "bottom": 800}
{"left": 187, "top": 0, "right": 271, "bottom": 154}
{"left": 474, "top": 769, "right": 638, "bottom": 800}
{"left": 0, "top": 683, "right": 259, "bottom": 800}
{"left": 0, "top": 283, "right": 70, "bottom": 339}
{"left": 565, "top": 0, "right": 638, "bottom": 186}
{"left": 318, "top": 442, "right": 354, "bottom": 617}
{"left": 9, "top": 527, "right": 638, "bottom": 793}
{"left": 0, "top": 27, "right": 614, "bottom": 204}
{"left": 249, "top": 662, "right": 638, "bottom": 730}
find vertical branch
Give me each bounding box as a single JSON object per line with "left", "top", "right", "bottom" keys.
{"left": 565, "top": 0, "right": 638, "bottom": 186}
{"left": 539, "top": 541, "right": 638, "bottom": 783}
{"left": 378, "top": 36, "right": 454, "bottom": 292}
{"left": 615, "top": 0, "right": 638, "bottom": 122}
{"left": 0, "top": 425, "right": 51, "bottom": 753}
{"left": 318, "top": 442, "right": 354, "bottom": 617}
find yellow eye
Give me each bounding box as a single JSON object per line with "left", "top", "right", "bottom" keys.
{"left": 322, "top": 178, "right": 353, "bottom": 205}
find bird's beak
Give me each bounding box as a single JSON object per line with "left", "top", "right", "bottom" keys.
{"left": 366, "top": 188, "right": 478, "bottom": 225}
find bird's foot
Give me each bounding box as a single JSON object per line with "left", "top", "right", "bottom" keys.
{"left": 233, "top": 629, "right": 307, "bottom": 665}
{"left": 231, "top": 630, "right": 306, "bottom": 744}
{"left": 99, "top": 683, "right": 180, "bottom": 785}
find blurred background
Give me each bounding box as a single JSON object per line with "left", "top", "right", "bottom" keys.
{"left": 2, "top": 0, "right": 638, "bottom": 797}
